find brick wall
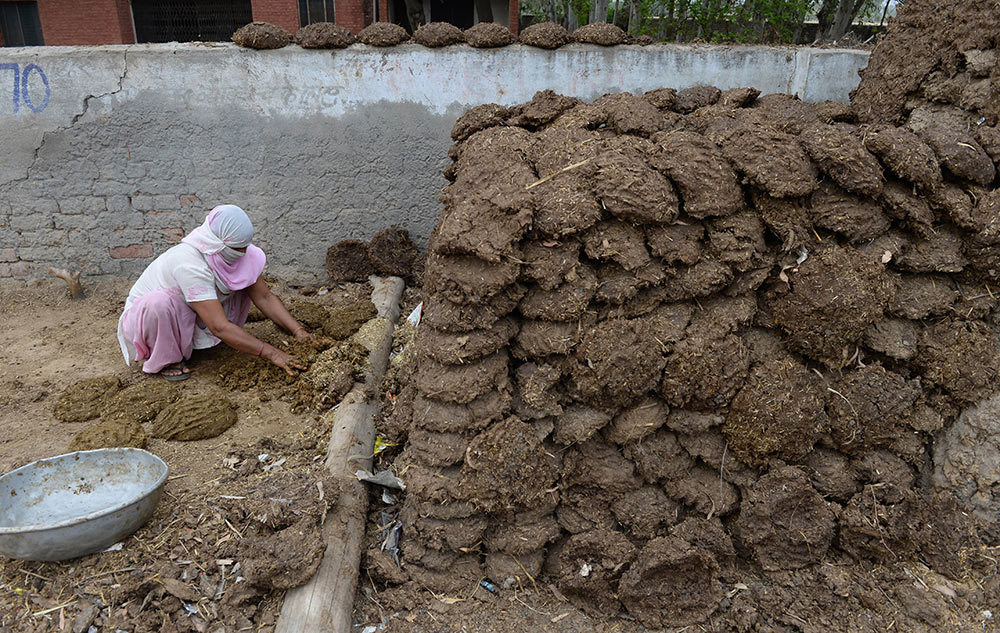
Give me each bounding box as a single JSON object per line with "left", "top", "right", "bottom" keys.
{"left": 0, "top": 45, "right": 871, "bottom": 282}
{"left": 114, "top": 0, "right": 135, "bottom": 43}
{"left": 36, "top": 0, "right": 135, "bottom": 45}
{"left": 0, "top": 192, "right": 211, "bottom": 278}
{"left": 378, "top": 0, "right": 388, "bottom": 25}
{"left": 251, "top": 0, "right": 300, "bottom": 34}
{"left": 335, "top": 0, "right": 366, "bottom": 32}
{"left": 508, "top": 0, "right": 518, "bottom": 34}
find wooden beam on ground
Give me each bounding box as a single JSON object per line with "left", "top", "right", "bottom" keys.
{"left": 275, "top": 275, "right": 405, "bottom": 633}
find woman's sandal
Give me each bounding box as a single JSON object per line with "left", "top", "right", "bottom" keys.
{"left": 159, "top": 362, "right": 191, "bottom": 382}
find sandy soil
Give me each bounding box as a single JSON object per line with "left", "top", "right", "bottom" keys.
{"left": 0, "top": 278, "right": 363, "bottom": 632}
{"left": 0, "top": 278, "right": 341, "bottom": 475}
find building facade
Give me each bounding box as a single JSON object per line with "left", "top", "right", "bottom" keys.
{"left": 0, "top": 0, "right": 517, "bottom": 46}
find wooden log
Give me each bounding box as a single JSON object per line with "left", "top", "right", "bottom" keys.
{"left": 47, "top": 267, "right": 83, "bottom": 299}
{"left": 275, "top": 275, "right": 405, "bottom": 633}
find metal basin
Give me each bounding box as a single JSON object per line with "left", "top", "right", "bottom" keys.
{"left": 0, "top": 448, "right": 169, "bottom": 561}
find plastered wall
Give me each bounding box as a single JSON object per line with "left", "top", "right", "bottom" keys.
{"left": 0, "top": 42, "right": 869, "bottom": 282}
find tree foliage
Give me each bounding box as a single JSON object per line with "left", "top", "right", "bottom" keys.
{"left": 521, "top": 0, "right": 882, "bottom": 44}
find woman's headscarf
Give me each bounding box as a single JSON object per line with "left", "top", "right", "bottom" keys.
{"left": 181, "top": 204, "right": 266, "bottom": 291}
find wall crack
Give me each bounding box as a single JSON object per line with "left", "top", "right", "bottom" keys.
{"left": 3, "top": 49, "right": 129, "bottom": 189}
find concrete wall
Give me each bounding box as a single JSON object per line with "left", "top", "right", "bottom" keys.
{"left": 0, "top": 43, "right": 870, "bottom": 282}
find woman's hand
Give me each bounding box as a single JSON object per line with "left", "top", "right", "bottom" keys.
{"left": 294, "top": 327, "right": 333, "bottom": 346}
{"left": 264, "top": 347, "right": 307, "bottom": 376}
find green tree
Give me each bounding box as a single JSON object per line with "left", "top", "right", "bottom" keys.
{"left": 520, "top": 0, "right": 882, "bottom": 45}
{"left": 815, "top": 0, "right": 877, "bottom": 42}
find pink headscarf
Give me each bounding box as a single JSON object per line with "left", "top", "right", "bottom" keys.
{"left": 181, "top": 205, "right": 266, "bottom": 291}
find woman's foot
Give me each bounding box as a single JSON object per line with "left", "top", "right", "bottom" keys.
{"left": 159, "top": 362, "right": 191, "bottom": 381}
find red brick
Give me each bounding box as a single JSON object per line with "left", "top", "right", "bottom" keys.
{"left": 252, "top": 0, "right": 300, "bottom": 34}
{"left": 37, "top": 0, "right": 135, "bottom": 45}
{"left": 110, "top": 244, "right": 154, "bottom": 259}
{"left": 162, "top": 228, "right": 185, "bottom": 243}
{"left": 335, "top": 0, "right": 366, "bottom": 33}
{"left": 0, "top": 262, "right": 30, "bottom": 277}
{"left": 179, "top": 194, "right": 202, "bottom": 208}
{"left": 508, "top": 0, "right": 519, "bottom": 34}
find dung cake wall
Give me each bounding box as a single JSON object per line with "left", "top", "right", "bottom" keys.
{"left": 851, "top": 0, "right": 999, "bottom": 129}
{"left": 387, "top": 83, "right": 1000, "bottom": 627}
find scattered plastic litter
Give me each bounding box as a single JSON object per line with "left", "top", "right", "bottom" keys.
{"left": 262, "top": 456, "right": 286, "bottom": 472}
{"left": 373, "top": 436, "right": 397, "bottom": 456}
{"left": 102, "top": 542, "right": 124, "bottom": 553}
{"left": 379, "top": 513, "right": 403, "bottom": 566}
{"left": 480, "top": 579, "right": 497, "bottom": 593}
{"left": 407, "top": 303, "right": 422, "bottom": 327}
{"left": 381, "top": 490, "right": 397, "bottom": 505}
{"left": 355, "top": 468, "right": 406, "bottom": 490}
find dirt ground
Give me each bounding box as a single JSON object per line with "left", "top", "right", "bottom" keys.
{"left": 0, "top": 278, "right": 648, "bottom": 633}
{"left": 0, "top": 277, "right": 372, "bottom": 633}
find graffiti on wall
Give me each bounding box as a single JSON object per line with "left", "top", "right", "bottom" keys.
{"left": 0, "top": 63, "right": 50, "bottom": 114}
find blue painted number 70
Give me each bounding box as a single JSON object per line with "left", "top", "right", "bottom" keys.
{"left": 0, "top": 63, "right": 50, "bottom": 114}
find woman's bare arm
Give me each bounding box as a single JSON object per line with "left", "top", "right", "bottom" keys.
{"left": 246, "top": 277, "right": 310, "bottom": 340}
{"left": 188, "top": 298, "right": 305, "bottom": 375}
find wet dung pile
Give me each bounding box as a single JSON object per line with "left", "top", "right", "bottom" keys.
{"left": 325, "top": 239, "right": 375, "bottom": 282}
{"left": 412, "top": 22, "right": 464, "bottom": 47}
{"left": 326, "top": 226, "right": 421, "bottom": 282}
{"left": 518, "top": 21, "right": 570, "bottom": 49}
{"left": 294, "top": 22, "right": 356, "bottom": 49}
{"left": 68, "top": 381, "right": 182, "bottom": 451}
{"left": 68, "top": 416, "right": 149, "bottom": 451}
{"left": 150, "top": 393, "right": 239, "bottom": 441}
{"left": 368, "top": 226, "right": 421, "bottom": 278}
{"left": 463, "top": 23, "right": 517, "bottom": 48}
{"left": 232, "top": 22, "right": 292, "bottom": 49}
{"left": 286, "top": 298, "right": 377, "bottom": 340}
{"left": 358, "top": 22, "right": 410, "bottom": 47}
{"left": 377, "top": 85, "right": 1000, "bottom": 629}
{"left": 851, "top": 0, "right": 999, "bottom": 129}
{"left": 214, "top": 322, "right": 369, "bottom": 412}
{"left": 52, "top": 376, "right": 122, "bottom": 423}
{"left": 572, "top": 23, "right": 627, "bottom": 46}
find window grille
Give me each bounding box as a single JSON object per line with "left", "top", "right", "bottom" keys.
{"left": 131, "top": 0, "right": 253, "bottom": 43}
{"left": 0, "top": 2, "right": 44, "bottom": 47}
{"left": 299, "top": 0, "right": 336, "bottom": 25}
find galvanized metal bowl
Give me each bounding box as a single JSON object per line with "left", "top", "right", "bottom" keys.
{"left": 0, "top": 448, "right": 169, "bottom": 561}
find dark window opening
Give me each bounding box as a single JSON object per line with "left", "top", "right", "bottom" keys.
{"left": 430, "top": 0, "right": 473, "bottom": 29}
{"left": 389, "top": 0, "right": 407, "bottom": 31}
{"left": 299, "top": 0, "right": 335, "bottom": 25}
{"left": 132, "top": 0, "right": 253, "bottom": 43}
{"left": 363, "top": 0, "right": 374, "bottom": 27}
{"left": 0, "top": 2, "right": 44, "bottom": 47}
